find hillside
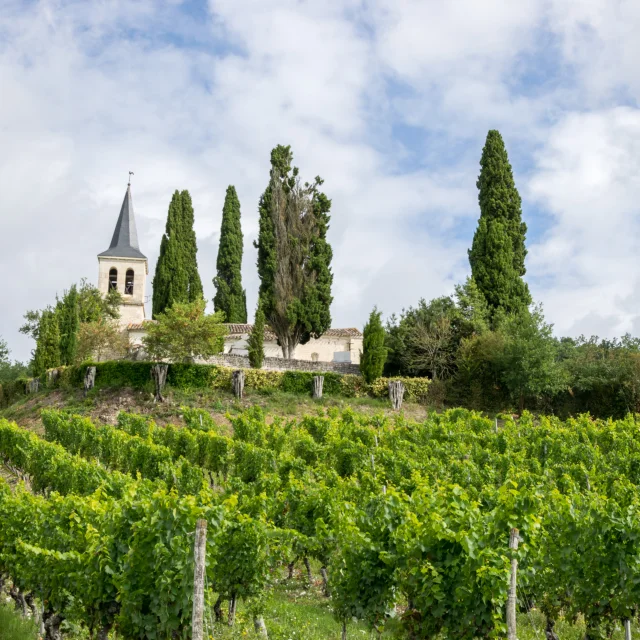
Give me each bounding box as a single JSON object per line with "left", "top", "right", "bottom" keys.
{"left": 3, "top": 384, "right": 640, "bottom": 639}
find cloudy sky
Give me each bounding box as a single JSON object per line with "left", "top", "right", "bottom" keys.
{"left": 1, "top": 0, "right": 640, "bottom": 361}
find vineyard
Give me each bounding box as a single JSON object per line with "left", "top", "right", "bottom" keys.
{"left": 3, "top": 403, "right": 640, "bottom": 639}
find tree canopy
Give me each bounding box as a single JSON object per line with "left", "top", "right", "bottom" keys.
{"left": 468, "top": 130, "right": 531, "bottom": 316}
{"left": 152, "top": 190, "right": 204, "bottom": 317}
{"left": 213, "top": 185, "right": 247, "bottom": 323}
{"left": 143, "top": 299, "right": 227, "bottom": 363}
{"left": 255, "top": 145, "right": 333, "bottom": 359}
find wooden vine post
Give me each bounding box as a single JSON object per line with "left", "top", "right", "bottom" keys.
{"left": 388, "top": 380, "right": 405, "bottom": 411}
{"left": 312, "top": 376, "right": 324, "bottom": 399}
{"left": 625, "top": 619, "right": 632, "bottom": 640}
{"left": 84, "top": 366, "right": 96, "bottom": 395}
{"left": 232, "top": 370, "right": 245, "bottom": 399}
{"left": 507, "top": 528, "right": 519, "bottom": 640}
{"left": 191, "top": 518, "right": 207, "bottom": 640}
{"left": 151, "top": 364, "right": 168, "bottom": 402}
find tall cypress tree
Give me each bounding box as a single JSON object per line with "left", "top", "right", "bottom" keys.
{"left": 468, "top": 130, "right": 531, "bottom": 316}
{"left": 58, "top": 285, "right": 79, "bottom": 365}
{"left": 32, "top": 308, "right": 61, "bottom": 376}
{"left": 213, "top": 186, "right": 247, "bottom": 323}
{"left": 180, "top": 190, "right": 204, "bottom": 303}
{"left": 247, "top": 298, "right": 265, "bottom": 369}
{"left": 360, "top": 307, "right": 387, "bottom": 383}
{"left": 152, "top": 190, "right": 203, "bottom": 318}
{"left": 255, "top": 145, "right": 333, "bottom": 359}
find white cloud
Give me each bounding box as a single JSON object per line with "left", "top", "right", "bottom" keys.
{"left": 1, "top": 0, "right": 640, "bottom": 361}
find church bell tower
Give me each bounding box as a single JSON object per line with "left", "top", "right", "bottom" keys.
{"left": 97, "top": 179, "right": 148, "bottom": 326}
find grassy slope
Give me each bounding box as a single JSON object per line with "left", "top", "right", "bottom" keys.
{"left": 2, "top": 386, "right": 638, "bottom": 639}
{"left": 0, "top": 602, "right": 37, "bottom": 640}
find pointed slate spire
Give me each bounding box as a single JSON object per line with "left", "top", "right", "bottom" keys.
{"left": 98, "top": 183, "right": 147, "bottom": 259}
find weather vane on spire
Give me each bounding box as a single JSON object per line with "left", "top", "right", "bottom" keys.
{"left": 128, "top": 171, "right": 134, "bottom": 186}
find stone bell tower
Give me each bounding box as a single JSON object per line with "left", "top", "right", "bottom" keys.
{"left": 97, "top": 180, "right": 148, "bottom": 326}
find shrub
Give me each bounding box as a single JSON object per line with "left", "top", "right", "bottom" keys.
{"left": 167, "top": 363, "right": 221, "bottom": 390}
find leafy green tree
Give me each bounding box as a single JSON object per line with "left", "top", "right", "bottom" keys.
{"left": 213, "top": 185, "right": 247, "bottom": 323}
{"left": 58, "top": 284, "right": 79, "bottom": 365}
{"left": 496, "top": 305, "right": 566, "bottom": 411}
{"left": 0, "top": 337, "right": 8, "bottom": 365}
{"left": 32, "top": 308, "right": 61, "bottom": 376}
{"left": 468, "top": 130, "right": 531, "bottom": 316}
{"left": 143, "top": 299, "right": 227, "bottom": 363}
{"left": 360, "top": 307, "right": 387, "bottom": 383}
{"left": 248, "top": 299, "right": 265, "bottom": 369}
{"left": 152, "top": 190, "right": 204, "bottom": 317}
{"left": 75, "top": 319, "right": 130, "bottom": 363}
{"left": 255, "top": 144, "right": 333, "bottom": 358}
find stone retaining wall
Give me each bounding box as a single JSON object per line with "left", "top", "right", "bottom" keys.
{"left": 204, "top": 353, "right": 361, "bottom": 375}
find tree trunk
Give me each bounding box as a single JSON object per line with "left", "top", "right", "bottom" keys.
{"left": 151, "top": 364, "right": 169, "bottom": 402}
{"left": 228, "top": 594, "right": 237, "bottom": 626}
{"left": 287, "top": 561, "right": 295, "bottom": 580}
{"left": 24, "top": 592, "right": 37, "bottom": 619}
{"left": 312, "top": 376, "right": 324, "bottom": 399}
{"left": 388, "top": 381, "right": 405, "bottom": 410}
{"left": 43, "top": 610, "right": 64, "bottom": 640}
{"left": 232, "top": 370, "right": 245, "bottom": 399}
{"left": 84, "top": 366, "right": 97, "bottom": 395}
{"left": 303, "top": 556, "right": 312, "bottom": 584}
{"left": 320, "top": 566, "right": 330, "bottom": 597}
{"left": 545, "top": 617, "right": 559, "bottom": 640}
{"left": 46, "top": 368, "right": 60, "bottom": 388}
{"left": 254, "top": 615, "right": 269, "bottom": 638}
{"left": 97, "top": 623, "right": 113, "bottom": 640}
{"left": 213, "top": 595, "right": 223, "bottom": 623}
{"left": 342, "top": 621, "right": 347, "bottom": 640}
{"left": 625, "top": 620, "right": 632, "bottom": 640}
{"left": 26, "top": 378, "right": 40, "bottom": 394}
{"left": 9, "top": 585, "right": 27, "bottom": 616}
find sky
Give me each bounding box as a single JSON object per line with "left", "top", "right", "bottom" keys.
{"left": 1, "top": 0, "right": 640, "bottom": 362}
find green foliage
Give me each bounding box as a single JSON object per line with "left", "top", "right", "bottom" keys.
{"left": 152, "top": 189, "right": 204, "bottom": 317}
{"left": 75, "top": 318, "right": 129, "bottom": 363}
{"left": 469, "top": 130, "right": 531, "bottom": 316}
{"left": 143, "top": 299, "right": 227, "bottom": 363}
{"left": 31, "top": 308, "right": 61, "bottom": 376}
{"left": 58, "top": 285, "right": 79, "bottom": 365}
{"left": 213, "top": 185, "right": 247, "bottom": 323}
{"left": 255, "top": 144, "right": 333, "bottom": 358}
{"left": 360, "top": 307, "right": 387, "bottom": 383}
{"left": 248, "top": 299, "right": 265, "bottom": 369}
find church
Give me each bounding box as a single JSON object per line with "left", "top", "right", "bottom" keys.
{"left": 97, "top": 182, "right": 363, "bottom": 368}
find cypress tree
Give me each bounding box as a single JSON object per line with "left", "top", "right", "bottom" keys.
{"left": 468, "top": 130, "right": 531, "bottom": 316}
{"left": 32, "top": 308, "right": 61, "bottom": 376}
{"left": 180, "top": 190, "right": 204, "bottom": 303}
{"left": 152, "top": 190, "right": 204, "bottom": 317}
{"left": 213, "top": 186, "right": 247, "bottom": 323}
{"left": 255, "top": 144, "right": 333, "bottom": 358}
{"left": 247, "top": 299, "right": 265, "bottom": 369}
{"left": 360, "top": 307, "right": 387, "bottom": 383}
{"left": 58, "top": 285, "right": 79, "bottom": 365}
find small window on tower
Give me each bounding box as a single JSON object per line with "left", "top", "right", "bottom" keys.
{"left": 125, "top": 269, "right": 134, "bottom": 295}
{"left": 109, "top": 268, "right": 118, "bottom": 291}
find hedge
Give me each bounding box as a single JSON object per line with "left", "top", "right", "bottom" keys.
{"left": 0, "top": 361, "right": 430, "bottom": 407}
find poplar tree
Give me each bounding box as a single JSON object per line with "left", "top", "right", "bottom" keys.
{"left": 58, "top": 285, "right": 79, "bottom": 365}
{"left": 152, "top": 190, "right": 204, "bottom": 317}
{"left": 32, "top": 308, "right": 61, "bottom": 376}
{"left": 247, "top": 299, "right": 265, "bottom": 369}
{"left": 255, "top": 144, "right": 333, "bottom": 359}
{"left": 360, "top": 307, "right": 388, "bottom": 383}
{"left": 468, "top": 130, "right": 531, "bottom": 316}
{"left": 213, "top": 186, "right": 247, "bottom": 323}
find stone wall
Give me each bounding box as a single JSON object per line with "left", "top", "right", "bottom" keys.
{"left": 203, "top": 353, "right": 361, "bottom": 375}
